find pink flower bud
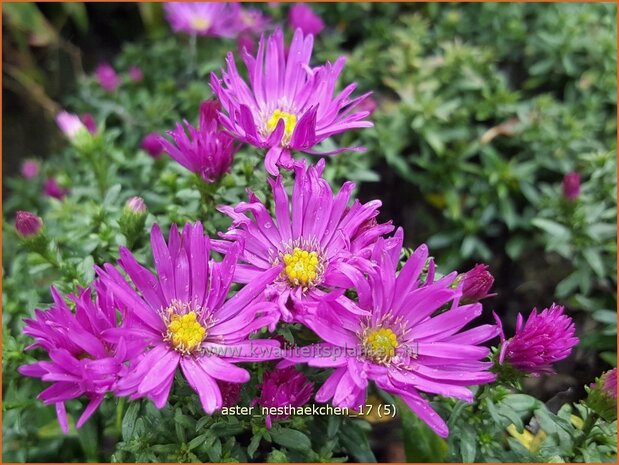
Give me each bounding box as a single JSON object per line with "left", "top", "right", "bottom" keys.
{"left": 125, "top": 196, "right": 147, "bottom": 214}
{"left": 461, "top": 264, "right": 495, "bottom": 303}
{"left": 562, "top": 171, "right": 581, "bottom": 201}
{"left": 15, "top": 211, "right": 43, "bottom": 237}
{"left": 95, "top": 63, "right": 120, "bottom": 93}
{"left": 80, "top": 113, "right": 97, "bottom": 134}
{"left": 43, "top": 178, "right": 69, "bottom": 200}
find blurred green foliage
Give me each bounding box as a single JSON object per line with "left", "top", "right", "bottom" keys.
{"left": 3, "top": 2, "right": 617, "bottom": 463}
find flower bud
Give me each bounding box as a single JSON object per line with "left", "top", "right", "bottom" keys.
{"left": 43, "top": 178, "right": 69, "bottom": 200}
{"left": 56, "top": 111, "right": 89, "bottom": 144}
{"left": 562, "top": 171, "right": 581, "bottom": 201}
{"left": 289, "top": 4, "right": 325, "bottom": 36}
{"left": 586, "top": 368, "right": 617, "bottom": 421}
{"left": 460, "top": 263, "right": 495, "bottom": 303}
{"left": 141, "top": 133, "right": 164, "bottom": 158}
{"left": 21, "top": 159, "right": 39, "bottom": 179}
{"left": 15, "top": 211, "right": 43, "bottom": 238}
{"left": 80, "top": 113, "right": 98, "bottom": 134}
{"left": 125, "top": 196, "right": 147, "bottom": 215}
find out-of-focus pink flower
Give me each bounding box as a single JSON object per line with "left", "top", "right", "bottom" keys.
{"left": 80, "top": 113, "right": 97, "bottom": 134}
{"left": 21, "top": 160, "right": 39, "bottom": 179}
{"left": 56, "top": 111, "right": 88, "bottom": 142}
{"left": 164, "top": 2, "right": 241, "bottom": 38}
{"left": 562, "top": 171, "right": 581, "bottom": 201}
{"left": 288, "top": 4, "right": 325, "bottom": 36}
{"left": 238, "top": 7, "right": 270, "bottom": 34}
{"left": 219, "top": 381, "right": 243, "bottom": 408}
{"left": 43, "top": 178, "right": 69, "bottom": 200}
{"left": 128, "top": 65, "right": 144, "bottom": 83}
{"left": 237, "top": 32, "right": 256, "bottom": 54}
{"left": 141, "top": 133, "right": 164, "bottom": 158}
{"left": 358, "top": 95, "right": 378, "bottom": 115}
{"left": 254, "top": 367, "right": 313, "bottom": 428}
{"left": 15, "top": 211, "right": 43, "bottom": 238}
{"left": 95, "top": 63, "right": 120, "bottom": 92}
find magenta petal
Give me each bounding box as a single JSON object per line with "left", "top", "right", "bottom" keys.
{"left": 137, "top": 349, "right": 180, "bottom": 395}
{"left": 180, "top": 357, "right": 222, "bottom": 414}
{"left": 76, "top": 395, "right": 105, "bottom": 429}
{"left": 56, "top": 402, "right": 69, "bottom": 434}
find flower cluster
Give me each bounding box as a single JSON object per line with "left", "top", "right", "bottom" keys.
{"left": 21, "top": 6, "right": 580, "bottom": 440}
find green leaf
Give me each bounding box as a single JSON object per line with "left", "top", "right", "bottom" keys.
{"left": 399, "top": 399, "right": 448, "bottom": 462}
{"left": 122, "top": 402, "right": 140, "bottom": 441}
{"left": 531, "top": 218, "right": 572, "bottom": 239}
{"left": 270, "top": 427, "right": 312, "bottom": 452}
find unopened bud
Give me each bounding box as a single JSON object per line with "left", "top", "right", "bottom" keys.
{"left": 15, "top": 211, "right": 43, "bottom": 238}
{"left": 460, "top": 263, "right": 495, "bottom": 303}
{"left": 125, "top": 196, "right": 147, "bottom": 215}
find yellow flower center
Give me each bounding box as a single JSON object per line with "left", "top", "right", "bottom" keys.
{"left": 283, "top": 247, "right": 320, "bottom": 287}
{"left": 267, "top": 109, "right": 297, "bottom": 145}
{"left": 166, "top": 311, "right": 206, "bottom": 354}
{"left": 364, "top": 328, "right": 398, "bottom": 363}
{"left": 190, "top": 17, "right": 211, "bottom": 32}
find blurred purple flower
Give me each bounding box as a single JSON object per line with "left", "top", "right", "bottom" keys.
{"left": 21, "top": 159, "right": 39, "bottom": 179}
{"left": 15, "top": 211, "right": 43, "bottom": 238}
{"left": 159, "top": 100, "right": 237, "bottom": 183}
{"left": 128, "top": 65, "right": 144, "bottom": 82}
{"left": 44, "top": 178, "right": 69, "bottom": 200}
{"left": 494, "top": 304, "right": 578, "bottom": 376}
{"left": 289, "top": 4, "right": 325, "bottom": 36}
{"left": 562, "top": 171, "right": 581, "bottom": 201}
{"left": 237, "top": 32, "right": 256, "bottom": 54}
{"left": 80, "top": 113, "right": 97, "bottom": 134}
{"left": 141, "top": 132, "right": 164, "bottom": 158}
{"left": 164, "top": 2, "right": 241, "bottom": 38}
{"left": 255, "top": 367, "right": 313, "bottom": 428}
{"left": 95, "top": 63, "right": 120, "bottom": 93}
{"left": 56, "top": 111, "right": 88, "bottom": 142}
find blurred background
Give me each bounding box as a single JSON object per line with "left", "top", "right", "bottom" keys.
{"left": 3, "top": 2, "right": 617, "bottom": 462}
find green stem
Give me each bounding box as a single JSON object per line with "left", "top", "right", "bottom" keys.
{"left": 189, "top": 33, "right": 197, "bottom": 78}
{"left": 116, "top": 396, "right": 126, "bottom": 435}
{"left": 574, "top": 411, "right": 598, "bottom": 450}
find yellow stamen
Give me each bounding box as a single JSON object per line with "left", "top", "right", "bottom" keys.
{"left": 267, "top": 109, "right": 297, "bottom": 145}
{"left": 282, "top": 248, "right": 320, "bottom": 287}
{"left": 190, "top": 17, "right": 211, "bottom": 32}
{"left": 166, "top": 311, "right": 206, "bottom": 354}
{"left": 364, "top": 328, "right": 398, "bottom": 363}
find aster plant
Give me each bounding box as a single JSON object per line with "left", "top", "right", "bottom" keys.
{"left": 12, "top": 4, "right": 612, "bottom": 464}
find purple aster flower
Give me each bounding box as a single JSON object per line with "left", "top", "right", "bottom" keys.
{"left": 358, "top": 95, "right": 378, "bottom": 116}
{"left": 15, "top": 211, "right": 43, "bottom": 238}
{"left": 21, "top": 159, "right": 39, "bottom": 179}
{"left": 96, "top": 222, "right": 283, "bottom": 413}
{"left": 282, "top": 231, "right": 499, "bottom": 438}
{"left": 254, "top": 367, "right": 313, "bottom": 428}
{"left": 141, "top": 132, "right": 164, "bottom": 158}
{"left": 164, "top": 2, "right": 242, "bottom": 38}
{"left": 159, "top": 100, "right": 238, "bottom": 183}
{"left": 18, "top": 282, "right": 135, "bottom": 433}
{"left": 128, "top": 65, "right": 144, "bottom": 83}
{"left": 215, "top": 159, "right": 393, "bottom": 322}
{"left": 494, "top": 304, "right": 578, "bottom": 376}
{"left": 95, "top": 63, "right": 120, "bottom": 93}
{"left": 460, "top": 263, "right": 496, "bottom": 303}
{"left": 289, "top": 4, "right": 325, "bottom": 36}
{"left": 211, "top": 28, "right": 373, "bottom": 176}
{"left": 562, "top": 171, "right": 581, "bottom": 201}
{"left": 43, "top": 178, "right": 69, "bottom": 200}
{"left": 239, "top": 7, "right": 270, "bottom": 34}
